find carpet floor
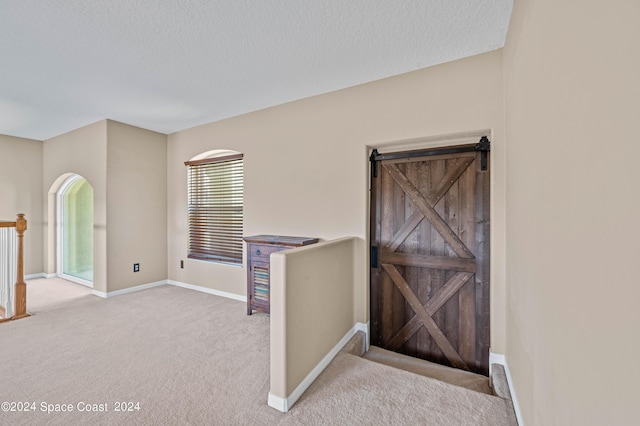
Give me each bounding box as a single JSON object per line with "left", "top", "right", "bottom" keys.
{"left": 0, "top": 278, "right": 515, "bottom": 425}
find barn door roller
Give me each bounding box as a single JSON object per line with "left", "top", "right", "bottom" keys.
{"left": 370, "top": 136, "right": 491, "bottom": 177}
{"left": 475, "top": 136, "right": 490, "bottom": 171}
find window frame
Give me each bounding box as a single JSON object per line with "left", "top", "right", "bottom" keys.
{"left": 184, "top": 153, "right": 244, "bottom": 266}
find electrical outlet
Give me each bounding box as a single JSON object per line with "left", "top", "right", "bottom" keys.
{"left": 133, "top": 263, "right": 140, "bottom": 272}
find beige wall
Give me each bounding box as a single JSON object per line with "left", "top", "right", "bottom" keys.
{"left": 503, "top": 0, "right": 640, "bottom": 424}
{"left": 167, "top": 50, "right": 507, "bottom": 351}
{"left": 44, "top": 121, "right": 108, "bottom": 292}
{"left": 43, "top": 120, "right": 167, "bottom": 294}
{"left": 0, "top": 134, "right": 43, "bottom": 275}
{"left": 106, "top": 120, "right": 167, "bottom": 291}
{"left": 270, "top": 237, "right": 357, "bottom": 403}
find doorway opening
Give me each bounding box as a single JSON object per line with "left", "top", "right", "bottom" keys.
{"left": 56, "top": 174, "right": 94, "bottom": 287}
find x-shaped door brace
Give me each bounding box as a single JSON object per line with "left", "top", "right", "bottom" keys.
{"left": 382, "top": 160, "right": 475, "bottom": 258}
{"left": 382, "top": 264, "right": 472, "bottom": 370}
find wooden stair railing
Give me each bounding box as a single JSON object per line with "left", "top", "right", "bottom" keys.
{"left": 0, "top": 214, "right": 29, "bottom": 322}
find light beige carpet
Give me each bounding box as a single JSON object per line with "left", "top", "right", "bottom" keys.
{"left": 2, "top": 277, "right": 90, "bottom": 320}
{"left": 26, "top": 277, "right": 93, "bottom": 314}
{"left": 0, "top": 279, "right": 515, "bottom": 425}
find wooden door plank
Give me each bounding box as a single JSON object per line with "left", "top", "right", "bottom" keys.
{"left": 416, "top": 160, "right": 432, "bottom": 357}
{"left": 370, "top": 158, "right": 382, "bottom": 345}
{"left": 474, "top": 151, "right": 491, "bottom": 374}
{"left": 428, "top": 158, "right": 446, "bottom": 362}
{"left": 444, "top": 159, "right": 461, "bottom": 352}
{"left": 458, "top": 156, "right": 477, "bottom": 367}
{"left": 386, "top": 271, "right": 474, "bottom": 350}
{"left": 382, "top": 263, "right": 469, "bottom": 370}
{"left": 382, "top": 163, "right": 474, "bottom": 259}
{"left": 379, "top": 167, "right": 395, "bottom": 345}
{"left": 380, "top": 273, "right": 394, "bottom": 345}
{"left": 404, "top": 163, "right": 420, "bottom": 356}
{"left": 380, "top": 252, "right": 476, "bottom": 272}
{"left": 391, "top": 164, "right": 407, "bottom": 340}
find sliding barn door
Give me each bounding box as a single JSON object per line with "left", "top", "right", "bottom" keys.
{"left": 370, "top": 141, "right": 490, "bottom": 375}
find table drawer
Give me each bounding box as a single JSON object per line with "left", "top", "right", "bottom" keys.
{"left": 249, "top": 244, "right": 283, "bottom": 261}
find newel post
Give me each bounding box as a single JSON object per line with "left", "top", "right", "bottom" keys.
{"left": 14, "top": 213, "right": 29, "bottom": 319}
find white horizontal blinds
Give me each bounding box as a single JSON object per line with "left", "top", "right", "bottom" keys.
{"left": 186, "top": 154, "right": 244, "bottom": 265}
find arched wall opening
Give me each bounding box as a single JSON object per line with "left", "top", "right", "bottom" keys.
{"left": 47, "top": 173, "right": 94, "bottom": 287}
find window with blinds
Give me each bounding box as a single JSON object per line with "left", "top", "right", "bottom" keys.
{"left": 184, "top": 153, "right": 244, "bottom": 265}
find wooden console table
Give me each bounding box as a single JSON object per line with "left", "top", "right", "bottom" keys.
{"left": 243, "top": 235, "right": 319, "bottom": 315}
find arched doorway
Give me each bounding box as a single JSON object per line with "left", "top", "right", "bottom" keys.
{"left": 56, "top": 174, "right": 94, "bottom": 286}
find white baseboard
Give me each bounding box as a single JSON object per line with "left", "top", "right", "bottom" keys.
{"left": 23, "top": 272, "right": 246, "bottom": 302}
{"left": 167, "top": 279, "right": 246, "bottom": 302}
{"left": 26, "top": 273, "right": 245, "bottom": 303}
{"left": 92, "top": 280, "right": 167, "bottom": 298}
{"left": 83, "top": 278, "right": 245, "bottom": 302}
{"left": 268, "top": 321, "right": 368, "bottom": 413}
{"left": 355, "top": 322, "right": 368, "bottom": 334}
{"left": 490, "top": 352, "right": 524, "bottom": 426}
{"left": 25, "top": 273, "right": 46, "bottom": 280}
{"left": 25, "top": 273, "right": 92, "bottom": 283}
{"left": 267, "top": 392, "right": 287, "bottom": 413}
{"left": 357, "top": 321, "right": 370, "bottom": 351}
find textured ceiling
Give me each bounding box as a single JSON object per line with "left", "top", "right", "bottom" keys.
{"left": 0, "top": 0, "right": 513, "bottom": 140}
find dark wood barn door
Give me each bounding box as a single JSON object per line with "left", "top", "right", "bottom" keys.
{"left": 370, "top": 140, "right": 490, "bottom": 375}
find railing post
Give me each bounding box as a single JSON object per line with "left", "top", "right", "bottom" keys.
{"left": 13, "top": 213, "right": 28, "bottom": 319}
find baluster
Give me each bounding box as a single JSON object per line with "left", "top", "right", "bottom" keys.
{"left": 13, "top": 214, "right": 28, "bottom": 319}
